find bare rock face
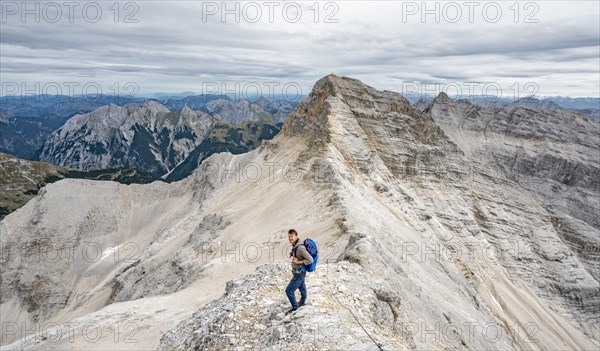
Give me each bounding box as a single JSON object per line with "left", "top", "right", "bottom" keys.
{"left": 422, "top": 93, "right": 600, "bottom": 337}
{"left": 425, "top": 93, "right": 599, "bottom": 228}
{"left": 2, "top": 75, "right": 598, "bottom": 351}
{"left": 425, "top": 93, "right": 600, "bottom": 266}
{"left": 157, "top": 263, "right": 407, "bottom": 351}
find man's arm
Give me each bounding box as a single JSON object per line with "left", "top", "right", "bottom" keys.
{"left": 298, "top": 245, "right": 314, "bottom": 265}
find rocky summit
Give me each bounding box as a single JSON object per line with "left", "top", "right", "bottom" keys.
{"left": 1, "top": 75, "right": 598, "bottom": 350}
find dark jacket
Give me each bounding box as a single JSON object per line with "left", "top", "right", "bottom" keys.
{"left": 291, "top": 239, "right": 314, "bottom": 275}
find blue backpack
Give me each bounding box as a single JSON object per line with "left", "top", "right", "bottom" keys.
{"left": 300, "top": 238, "right": 318, "bottom": 272}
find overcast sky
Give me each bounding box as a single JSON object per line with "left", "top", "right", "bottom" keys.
{"left": 1, "top": 1, "right": 599, "bottom": 99}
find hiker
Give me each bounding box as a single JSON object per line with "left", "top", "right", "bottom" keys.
{"left": 285, "top": 229, "right": 314, "bottom": 313}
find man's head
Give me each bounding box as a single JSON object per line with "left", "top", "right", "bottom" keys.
{"left": 288, "top": 229, "right": 298, "bottom": 244}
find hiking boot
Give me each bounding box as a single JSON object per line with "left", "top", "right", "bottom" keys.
{"left": 299, "top": 301, "right": 306, "bottom": 307}
{"left": 286, "top": 307, "right": 298, "bottom": 314}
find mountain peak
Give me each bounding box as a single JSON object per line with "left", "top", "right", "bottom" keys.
{"left": 310, "top": 73, "right": 366, "bottom": 97}
{"left": 315, "top": 73, "right": 342, "bottom": 85}
{"left": 279, "top": 74, "right": 417, "bottom": 144}
{"left": 255, "top": 96, "right": 269, "bottom": 104}
{"left": 180, "top": 105, "right": 194, "bottom": 114}
{"left": 516, "top": 96, "right": 540, "bottom": 103}
{"left": 433, "top": 91, "right": 451, "bottom": 102}
{"left": 105, "top": 102, "right": 124, "bottom": 111}
{"left": 142, "top": 100, "right": 171, "bottom": 113}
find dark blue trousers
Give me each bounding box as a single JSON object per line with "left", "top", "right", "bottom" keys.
{"left": 285, "top": 272, "right": 307, "bottom": 309}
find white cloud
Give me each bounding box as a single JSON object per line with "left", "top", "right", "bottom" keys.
{"left": 1, "top": 0, "right": 598, "bottom": 97}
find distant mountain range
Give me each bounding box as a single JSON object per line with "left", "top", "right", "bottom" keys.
{"left": 40, "top": 101, "right": 214, "bottom": 174}
{"left": 1, "top": 93, "right": 300, "bottom": 118}
{"left": 405, "top": 94, "right": 599, "bottom": 109}
{"left": 0, "top": 94, "right": 144, "bottom": 117}
{"left": 545, "top": 96, "right": 600, "bottom": 110}
{"left": 0, "top": 112, "right": 70, "bottom": 159}
{"left": 410, "top": 95, "right": 599, "bottom": 122}
{"left": 1, "top": 95, "right": 292, "bottom": 182}
{"left": 478, "top": 96, "right": 562, "bottom": 110}
{"left": 38, "top": 100, "right": 286, "bottom": 177}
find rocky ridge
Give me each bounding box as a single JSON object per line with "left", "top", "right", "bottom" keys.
{"left": 158, "top": 263, "right": 406, "bottom": 351}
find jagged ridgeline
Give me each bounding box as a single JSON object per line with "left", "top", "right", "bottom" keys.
{"left": 1, "top": 75, "right": 598, "bottom": 350}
